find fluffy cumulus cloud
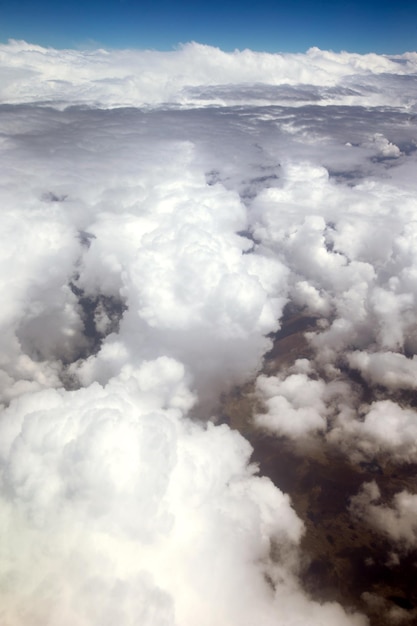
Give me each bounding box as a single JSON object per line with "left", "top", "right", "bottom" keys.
{"left": 3, "top": 39, "right": 417, "bottom": 625}
{"left": 67, "top": 147, "right": 287, "bottom": 407}
{"left": 0, "top": 362, "right": 367, "bottom": 626}
{"left": 350, "top": 482, "right": 417, "bottom": 549}
{"left": 339, "top": 400, "right": 417, "bottom": 461}
{"left": 254, "top": 359, "right": 328, "bottom": 437}
{"left": 347, "top": 351, "right": 417, "bottom": 391}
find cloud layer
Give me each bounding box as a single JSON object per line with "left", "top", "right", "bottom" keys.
{"left": 1, "top": 40, "right": 417, "bottom": 108}
{"left": 1, "top": 40, "right": 417, "bottom": 625}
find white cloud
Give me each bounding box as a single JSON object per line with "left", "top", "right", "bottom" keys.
{"left": 0, "top": 362, "right": 367, "bottom": 626}
{"left": 330, "top": 399, "right": 417, "bottom": 462}
{"left": 359, "top": 401, "right": 417, "bottom": 455}
{"left": 347, "top": 350, "right": 417, "bottom": 390}
{"left": 0, "top": 40, "right": 415, "bottom": 108}
{"left": 255, "top": 360, "right": 328, "bottom": 437}
{"left": 368, "top": 133, "right": 401, "bottom": 158}
{"left": 350, "top": 482, "right": 417, "bottom": 549}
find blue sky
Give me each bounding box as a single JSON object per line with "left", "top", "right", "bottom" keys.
{"left": 0, "top": 0, "right": 416, "bottom": 53}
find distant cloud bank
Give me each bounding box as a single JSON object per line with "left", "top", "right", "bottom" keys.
{"left": 1, "top": 39, "right": 417, "bottom": 108}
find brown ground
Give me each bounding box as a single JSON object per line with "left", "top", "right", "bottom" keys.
{"left": 219, "top": 308, "right": 417, "bottom": 626}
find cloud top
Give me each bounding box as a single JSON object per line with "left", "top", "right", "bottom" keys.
{"left": 1, "top": 40, "right": 416, "bottom": 108}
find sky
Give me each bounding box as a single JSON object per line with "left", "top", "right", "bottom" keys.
{"left": 0, "top": 0, "right": 417, "bottom": 53}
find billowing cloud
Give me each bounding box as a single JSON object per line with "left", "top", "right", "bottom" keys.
{"left": 0, "top": 359, "right": 368, "bottom": 626}
{"left": 254, "top": 359, "right": 328, "bottom": 437}
{"left": 343, "top": 400, "right": 417, "bottom": 461}
{"left": 347, "top": 351, "right": 417, "bottom": 391}
{"left": 350, "top": 482, "right": 417, "bottom": 549}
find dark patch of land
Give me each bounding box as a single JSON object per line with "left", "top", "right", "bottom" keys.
{"left": 220, "top": 305, "right": 417, "bottom": 626}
